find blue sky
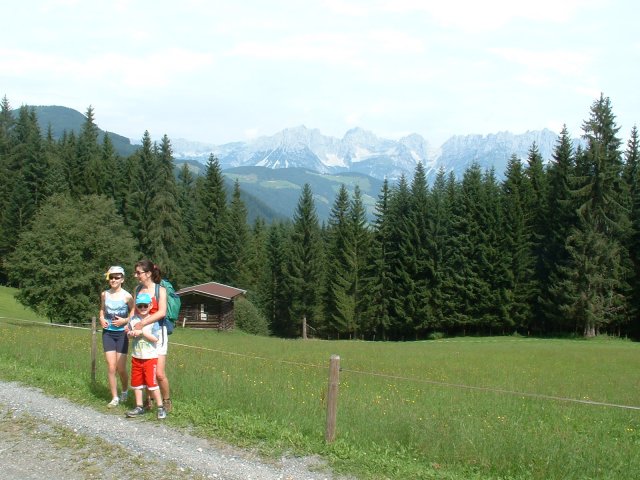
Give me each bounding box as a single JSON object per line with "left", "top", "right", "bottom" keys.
{"left": 2, "top": 0, "right": 638, "bottom": 148}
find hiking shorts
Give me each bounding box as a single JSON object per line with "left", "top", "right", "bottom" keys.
{"left": 102, "top": 330, "right": 129, "bottom": 354}
{"left": 131, "top": 357, "right": 159, "bottom": 390}
{"left": 156, "top": 325, "right": 169, "bottom": 356}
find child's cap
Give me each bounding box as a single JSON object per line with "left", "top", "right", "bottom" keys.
{"left": 136, "top": 293, "right": 152, "bottom": 305}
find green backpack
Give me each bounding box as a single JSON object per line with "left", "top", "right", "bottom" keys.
{"left": 158, "top": 279, "right": 180, "bottom": 334}
{"left": 136, "top": 280, "right": 181, "bottom": 335}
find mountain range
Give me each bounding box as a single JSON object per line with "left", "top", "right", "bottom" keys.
{"left": 170, "top": 125, "right": 567, "bottom": 182}
{"left": 21, "top": 105, "right": 577, "bottom": 222}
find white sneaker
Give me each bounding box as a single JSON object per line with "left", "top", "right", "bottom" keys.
{"left": 119, "top": 391, "right": 128, "bottom": 403}
{"left": 107, "top": 397, "right": 119, "bottom": 408}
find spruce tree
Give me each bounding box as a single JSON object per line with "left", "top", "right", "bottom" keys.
{"left": 192, "top": 154, "right": 228, "bottom": 283}
{"left": 502, "top": 155, "right": 534, "bottom": 331}
{"left": 324, "top": 184, "right": 352, "bottom": 336}
{"left": 73, "top": 106, "right": 101, "bottom": 197}
{"left": 523, "top": 143, "right": 549, "bottom": 329}
{"left": 409, "top": 162, "right": 436, "bottom": 337}
{"left": 563, "top": 94, "right": 629, "bottom": 336}
{"left": 623, "top": 126, "right": 640, "bottom": 335}
{"left": 147, "top": 135, "right": 184, "bottom": 283}
{"left": 426, "top": 168, "right": 452, "bottom": 331}
{"left": 176, "top": 163, "right": 198, "bottom": 282}
{"left": 366, "top": 179, "right": 393, "bottom": 339}
{"left": 262, "top": 221, "right": 292, "bottom": 336}
{"left": 386, "top": 175, "right": 418, "bottom": 338}
{"left": 542, "top": 126, "right": 577, "bottom": 332}
{"left": 226, "top": 179, "right": 251, "bottom": 289}
{"left": 348, "top": 185, "right": 372, "bottom": 338}
{"left": 286, "top": 183, "right": 323, "bottom": 337}
{"left": 124, "top": 131, "right": 156, "bottom": 256}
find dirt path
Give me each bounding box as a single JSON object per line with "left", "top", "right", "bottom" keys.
{"left": 0, "top": 381, "right": 346, "bottom": 480}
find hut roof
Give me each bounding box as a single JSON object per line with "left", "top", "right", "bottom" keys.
{"left": 176, "top": 282, "right": 246, "bottom": 302}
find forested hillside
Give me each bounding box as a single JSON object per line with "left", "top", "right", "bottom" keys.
{"left": 1, "top": 94, "right": 638, "bottom": 340}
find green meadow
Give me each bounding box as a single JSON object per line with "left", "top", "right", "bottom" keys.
{"left": 1, "top": 285, "right": 639, "bottom": 479}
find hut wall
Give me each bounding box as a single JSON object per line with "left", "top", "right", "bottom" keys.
{"left": 178, "top": 296, "right": 236, "bottom": 330}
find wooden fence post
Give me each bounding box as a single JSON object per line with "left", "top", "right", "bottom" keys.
{"left": 302, "top": 315, "right": 307, "bottom": 340}
{"left": 325, "top": 354, "right": 340, "bottom": 443}
{"left": 91, "top": 316, "right": 97, "bottom": 385}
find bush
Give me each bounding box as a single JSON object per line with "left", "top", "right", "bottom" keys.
{"left": 234, "top": 296, "right": 270, "bottom": 336}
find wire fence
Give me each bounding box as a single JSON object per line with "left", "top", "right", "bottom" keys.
{"left": 2, "top": 315, "right": 640, "bottom": 412}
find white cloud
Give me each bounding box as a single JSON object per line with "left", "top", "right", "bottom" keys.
{"left": 373, "top": 0, "right": 600, "bottom": 31}
{"left": 492, "top": 47, "right": 593, "bottom": 77}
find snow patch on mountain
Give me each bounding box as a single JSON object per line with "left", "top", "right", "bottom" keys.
{"left": 171, "top": 126, "right": 573, "bottom": 181}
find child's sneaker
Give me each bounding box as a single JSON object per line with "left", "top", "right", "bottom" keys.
{"left": 118, "top": 390, "right": 128, "bottom": 404}
{"left": 157, "top": 406, "right": 167, "bottom": 420}
{"left": 107, "top": 397, "right": 119, "bottom": 408}
{"left": 125, "top": 406, "right": 145, "bottom": 418}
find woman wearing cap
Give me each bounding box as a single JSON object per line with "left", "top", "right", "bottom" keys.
{"left": 131, "top": 259, "right": 172, "bottom": 413}
{"left": 99, "top": 266, "right": 134, "bottom": 408}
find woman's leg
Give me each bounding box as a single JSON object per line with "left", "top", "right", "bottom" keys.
{"left": 115, "top": 352, "right": 129, "bottom": 394}
{"left": 104, "top": 350, "right": 118, "bottom": 399}
{"left": 156, "top": 354, "right": 170, "bottom": 402}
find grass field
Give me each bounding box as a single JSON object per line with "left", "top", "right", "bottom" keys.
{"left": 1, "top": 285, "right": 639, "bottom": 479}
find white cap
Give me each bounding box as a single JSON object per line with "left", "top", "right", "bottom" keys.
{"left": 107, "top": 266, "right": 125, "bottom": 276}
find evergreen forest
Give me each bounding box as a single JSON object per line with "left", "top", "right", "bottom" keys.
{"left": 1, "top": 94, "right": 639, "bottom": 341}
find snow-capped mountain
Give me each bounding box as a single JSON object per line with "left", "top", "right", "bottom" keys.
{"left": 171, "top": 126, "right": 568, "bottom": 181}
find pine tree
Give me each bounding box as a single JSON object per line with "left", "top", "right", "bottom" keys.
{"left": 286, "top": 183, "right": 323, "bottom": 337}
{"left": 176, "top": 163, "right": 198, "bottom": 282}
{"left": 348, "top": 185, "right": 372, "bottom": 338}
{"left": 542, "top": 126, "right": 577, "bottom": 332}
{"left": 623, "top": 125, "right": 640, "bottom": 335}
{"left": 386, "top": 175, "right": 418, "bottom": 338}
{"left": 147, "top": 135, "right": 185, "bottom": 283}
{"left": 1, "top": 106, "right": 47, "bottom": 265}
{"left": 366, "top": 179, "right": 393, "bottom": 339}
{"left": 226, "top": 179, "right": 252, "bottom": 288}
{"left": 192, "top": 154, "right": 228, "bottom": 283}
{"left": 324, "top": 184, "right": 352, "bottom": 336}
{"left": 73, "top": 106, "right": 101, "bottom": 197}
{"left": 124, "top": 131, "right": 155, "bottom": 256}
{"left": 502, "top": 155, "right": 534, "bottom": 331}
{"left": 262, "top": 221, "right": 292, "bottom": 336}
{"left": 445, "top": 163, "right": 490, "bottom": 334}
{"left": 523, "top": 143, "right": 549, "bottom": 329}
{"left": 425, "top": 168, "right": 452, "bottom": 331}
{"left": 563, "top": 94, "right": 629, "bottom": 336}
{"left": 409, "top": 162, "right": 436, "bottom": 336}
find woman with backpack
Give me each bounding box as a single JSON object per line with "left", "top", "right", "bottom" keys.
{"left": 130, "top": 259, "right": 172, "bottom": 414}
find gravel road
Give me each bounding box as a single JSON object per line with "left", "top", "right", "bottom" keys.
{"left": 0, "top": 380, "right": 349, "bottom": 480}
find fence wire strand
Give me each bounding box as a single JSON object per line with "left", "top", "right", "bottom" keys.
{"left": 2, "top": 316, "right": 639, "bottom": 411}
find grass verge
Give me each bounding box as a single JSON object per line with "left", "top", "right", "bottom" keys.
{"left": 1, "top": 286, "right": 639, "bottom": 479}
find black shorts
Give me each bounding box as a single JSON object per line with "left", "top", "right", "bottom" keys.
{"left": 102, "top": 330, "right": 129, "bottom": 354}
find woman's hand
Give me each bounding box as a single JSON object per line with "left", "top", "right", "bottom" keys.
{"left": 100, "top": 318, "right": 108, "bottom": 329}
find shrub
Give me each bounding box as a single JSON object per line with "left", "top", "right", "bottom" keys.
{"left": 234, "top": 296, "right": 270, "bottom": 336}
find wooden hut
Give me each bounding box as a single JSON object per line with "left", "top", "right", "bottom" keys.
{"left": 175, "top": 282, "right": 246, "bottom": 330}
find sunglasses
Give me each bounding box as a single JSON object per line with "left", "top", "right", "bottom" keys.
{"left": 136, "top": 303, "right": 150, "bottom": 309}
{"left": 109, "top": 275, "right": 123, "bottom": 280}
{"left": 134, "top": 270, "right": 147, "bottom": 276}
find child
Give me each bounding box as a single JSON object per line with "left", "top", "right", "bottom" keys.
{"left": 125, "top": 292, "right": 167, "bottom": 420}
